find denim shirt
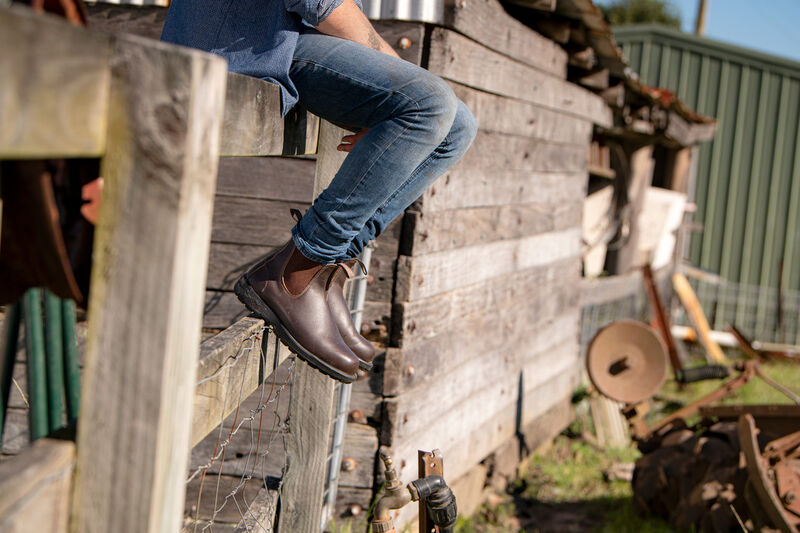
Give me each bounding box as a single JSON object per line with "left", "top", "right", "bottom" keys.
{"left": 161, "top": 0, "right": 354, "bottom": 116}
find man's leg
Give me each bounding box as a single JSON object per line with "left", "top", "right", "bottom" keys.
{"left": 345, "top": 99, "right": 476, "bottom": 257}
{"left": 289, "top": 32, "right": 477, "bottom": 263}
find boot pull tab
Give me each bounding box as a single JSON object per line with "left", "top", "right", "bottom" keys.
{"left": 289, "top": 208, "right": 303, "bottom": 223}
{"left": 352, "top": 258, "right": 368, "bottom": 276}
{"left": 325, "top": 264, "right": 348, "bottom": 291}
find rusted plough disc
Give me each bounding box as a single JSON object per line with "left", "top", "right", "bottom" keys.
{"left": 586, "top": 320, "right": 668, "bottom": 404}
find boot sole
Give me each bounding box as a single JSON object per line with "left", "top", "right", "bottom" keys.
{"left": 234, "top": 277, "right": 357, "bottom": 384}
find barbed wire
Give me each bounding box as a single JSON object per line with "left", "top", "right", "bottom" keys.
{"left": 186, "top": 326, "right": 296, "bottom": 533}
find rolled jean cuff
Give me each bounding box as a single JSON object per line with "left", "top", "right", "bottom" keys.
{"left": 291, "top": 223, "right": 346, "bottom": 264}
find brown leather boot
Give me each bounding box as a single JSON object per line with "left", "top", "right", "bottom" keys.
{"left": 328, "top": 260, "right": 376, "bottom": 370}
{"left": 234, "top": 240, "right": 360, "bottom": 383}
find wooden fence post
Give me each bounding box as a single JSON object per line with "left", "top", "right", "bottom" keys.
{"left": 278, "top": 120, "right": 349, "bottom": 532}
{"left": 71, "top": 34, "right": 227, "bottom": 533}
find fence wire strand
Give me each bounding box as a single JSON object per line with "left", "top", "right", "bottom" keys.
{"left": 185, "top": 326, "right": 295, "bottom": 533}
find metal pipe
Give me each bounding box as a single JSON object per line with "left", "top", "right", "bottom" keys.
{"left": 23, "top": 288, "right": 49, "bottom": 440}
{"left": 61, "top": 298, "right": 81, "bottom": 422}
{"left": 1, "top": 302, "right": 21, "bottom": 445}
{"left": 44, "top": 290, "right": 65, "bottom": 432}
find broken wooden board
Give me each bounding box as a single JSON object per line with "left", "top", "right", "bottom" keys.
{"left": 443, "top": 0, "right": 566, "bottom": 77}
{"left": 427, "top": 27, "right": 611, "bottom": 126}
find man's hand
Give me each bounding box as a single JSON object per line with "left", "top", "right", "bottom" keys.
{"left": 316, "top": 0, "right": 400, "bottom": 58}
{"left": 337, "top": 129, "right": 369, "bottom": 152}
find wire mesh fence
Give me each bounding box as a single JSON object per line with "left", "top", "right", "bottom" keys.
{"left": 184, "top": 326, "right": 294, "bottom": 533}
{"left": 680, "top": 270, "right": 800, "bottom": 346}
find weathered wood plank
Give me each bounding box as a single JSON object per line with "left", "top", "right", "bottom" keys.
{"left": 385, "top": 300, "right": 579, "bottom": 397}
{"left": 665, "top": 111, "right": 716, "bottom": 146}
{"left": 207, "top": 243, "right": 274, "bottom": 291}
{"left": 210, "top": 196, "right": 308, "bottom": 246}
{"left": 189, "top": 357, "right": 292, "bottom": 478}
{"left": 395, "top": 228, "right": 581, "bottom": 301}
{"left": 191, "top": 317, "right": 267, "bottom": 447}
{"left": 504, "top": 0, "right": 556, "bottom": 11}
{"left": 216, "top": 156, "right": 315, "bottom": 202}
{"left": 450, "top": 83, "right": 593, "bottom": 143}
{"left": 372, "top": 20, "right": 426, "bottom": 65}
{"left": 384, "top": 333, "right": 579, "bottom": 445}
{"left": 384, "top": 388, "right": 575, "bottom": 529}
{"left": 276, "top": 366, "right": 337, "bottom": 531}
{"left": 333, "top": 487, "right": 373, "bottom": 524}
{"left": 423, "top": 167, "right": 586, "bottom": 212}
{"left": 393, "top": 256, "right": 579, "bottom": 347}
{"left": 427, "top": 27, "right": 611, "bottom": 126}
{"left": 0, "top": 438, "right": 75, "bottom": 533}
{"left": 85, "top": 3, "right": 167, "bottom": 40}
{"left": 235, "top": 486, "right": 280, "bottom": 532}
{"left": 72, "top": 34, "right": 227, "bottom": 533}
{"left": 338, "top": 423, "right": 379, "bottom": 488}
{"left": 362, "top": 217, "right": 402, "bottom": 305}
{"left": 443, "top": 0, "right": 566, "bottom": 77}
{"left": 403, "top": 201, "right": 581, "bottom": 256}
{"left": 184, "top": 474, "right": 264, "bottom": 525}
{"left": 220, "top": 73, "right": 291, "bottom": 157}
{"left": 0, "top": 6, "right": 110, "bottom": 158}
{"left": 447, "top": 130, "right": 589, "bottom": 173}
{"left": 204, "top": 291, "right": 250, "bottom": 330}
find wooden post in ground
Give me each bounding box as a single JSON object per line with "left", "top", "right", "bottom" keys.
{"left": 278, "top": 120, "right": 348, "bottom": 532}
{"left": 71, "top": 34, "right": 227, "bottom": 533}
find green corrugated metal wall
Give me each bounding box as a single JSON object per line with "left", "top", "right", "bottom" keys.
{"left": 614, "top": 25, "right": 800, "bottom": 342}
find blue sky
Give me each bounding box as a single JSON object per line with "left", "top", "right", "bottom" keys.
{"left": 594, "top": 0, "right": 800, "bottom": 63}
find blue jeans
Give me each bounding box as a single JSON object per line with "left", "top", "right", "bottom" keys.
{"left": 289, "top": 32, "right": 477, "bottom": 263}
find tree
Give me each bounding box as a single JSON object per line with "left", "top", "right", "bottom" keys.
{"left": 600, "top": 0, "right": 682, "bottom": 29}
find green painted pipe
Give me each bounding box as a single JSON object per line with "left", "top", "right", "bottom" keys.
{"left": 44, "top": 291, "right": 65, "bottom": 432}
{"left": 61, "top": 298, "right": 80, "bottom": 422}
{"left": 1, "top": 302, "right": 22, "bottom": 445}
{"left": 23, "top": 289, "right": 49, "bottom": 441}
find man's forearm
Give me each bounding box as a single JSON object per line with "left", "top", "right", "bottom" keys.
{"left": 316, "top": 0, "right": 400, "bottom": 58}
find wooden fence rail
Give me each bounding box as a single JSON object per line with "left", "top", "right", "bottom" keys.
{"left": 1, "top": 5, "right": 339, "bottom": 532}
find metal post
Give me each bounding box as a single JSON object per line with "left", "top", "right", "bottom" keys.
{"left": 61, "top": 298, "right": 80, "bottom": 422}
{"left": 1, "top": 301, "right": 21, "bottom": 444}
{"left": 43, "top": 290, "right": 65, "bottom": 432}
{"left": 23, "top": 288, "right": 49, "bottom": 440}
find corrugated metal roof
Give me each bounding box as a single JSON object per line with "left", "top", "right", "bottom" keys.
{"left": 614, "top": 24, "right": 800, "bottom": 333}
{"left": 362, "top": 0, "right": 444, "bottom": 23}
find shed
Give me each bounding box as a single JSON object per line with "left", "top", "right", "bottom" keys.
{"left": 614, "top": 25, "right": 800, "bottom": 345}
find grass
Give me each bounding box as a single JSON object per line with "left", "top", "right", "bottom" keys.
{"left": 455, "top": 436, "right": 679, "bottom": 533}
{"left": 455, "top": 354, "right": 800, "bottom": 533}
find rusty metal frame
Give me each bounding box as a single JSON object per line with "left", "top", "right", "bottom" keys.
{"left": 642, "top": 264, "right": 682, "bottom": 373}
{"left": 738, "top": 414, "right": 799, "bottom": 532}
{"left": 418, "top": 449, "right": 443, "bottom": 533}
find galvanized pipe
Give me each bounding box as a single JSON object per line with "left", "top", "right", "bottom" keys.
{"left": 0, "top": 302, "right": 21, "bottom": 445}
{"left": 44, "top": 290, "right": 65, "bottom": 431}
{"left": 23, "top": 288, "right": 49, "bottom": 440}
{"left": 61, "top": 298, "right": 81, "bottom": 422}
